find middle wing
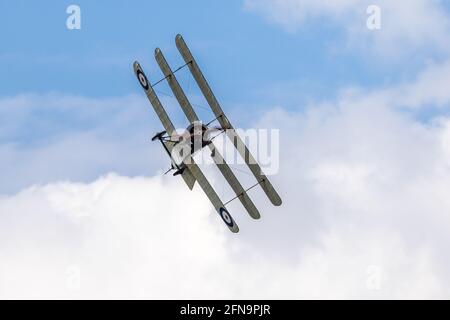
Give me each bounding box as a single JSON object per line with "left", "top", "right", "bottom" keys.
{"left": 155, "top": 48, "right": 260, "bottom": 220}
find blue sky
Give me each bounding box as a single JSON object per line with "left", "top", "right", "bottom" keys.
{"left": 2, "top": 0, "right": 450, "bottom": 299}
{"left": 1, "top": 0, "right": 450, "bottom": 191}
{"left": 0, "top": 0, "right": 431, "bottom": 104}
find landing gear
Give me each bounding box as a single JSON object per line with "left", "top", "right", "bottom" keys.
{"left": 152, "top": 122, "right": 214, "bottom": 178}
{"left": 151, "top": 130, "right": 167, "bottom": 141}
{"left": 173, "top": 167, "right": 186, "bottom": 176}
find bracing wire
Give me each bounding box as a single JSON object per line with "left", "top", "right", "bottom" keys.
{"left": 223, "top": 179, "right": 265, "bottom": 206}
{"left": 151, "top": 61, "right": 191, "bottom": 87}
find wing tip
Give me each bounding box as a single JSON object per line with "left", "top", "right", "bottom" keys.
{"left": 175, "top": 34, "right": 185, "bottom": 48}
{"left": 219, "top": 207, "right": 239, "bottom": 233}
{"left": 272, "top": 197, "right": 282, "bottom": 206}
{"left": 272, "top": 193, "right": 283, "bottom": 206}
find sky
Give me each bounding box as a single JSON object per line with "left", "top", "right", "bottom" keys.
{"left": 1, "top": 0, "right": 450, "bottom": 299}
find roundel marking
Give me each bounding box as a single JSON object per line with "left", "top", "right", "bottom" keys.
{"left": 137, "top": 69, "right": 149, "bottom": 90}
{"left": 219, "top": 207, "right": 234, "bottom": 227}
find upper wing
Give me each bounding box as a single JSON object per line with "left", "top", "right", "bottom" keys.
{"left": 175, "top": 35, "right": 282, "bottom": 207}
{"left": 133, "top": 61, "right": 196, "bottom": 190}
{"left": 155, "top": 48, "right": 260, "bottom": 220}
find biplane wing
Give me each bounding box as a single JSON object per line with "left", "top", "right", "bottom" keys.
{"left": 133, "top": 61, "right": 239, "bottom": 232}
{"left": 133, "top": 35, "right": 282, "bottom": 232}
{"left": 175, "top": 35, "right": 282, "bottom": 207}
{"left": 154, "top": 48, "right": 261, "bottom": 220}
{"left": 133, "top": 61, "right": 196, "bottom": 190}
{"left": 184, "top": 159, "right": 239, "bottom": 233}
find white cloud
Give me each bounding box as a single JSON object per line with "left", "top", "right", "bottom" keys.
{"left": 244, "top": 0, "right": 450, "bottom": 57}
{"left": 323, "top": 56, "right": 450, "bottom": 112}
{"left": 0, "top": 165, "right": 447, "bottom": 299}
{"left": 3, "top": 55, "right": 450, "bottom": 194}
{"left": 244, "top": 0, "right": 360, "bottom": 28}
{"left": 394, "top": 59, "right": 450, "bottom": 108}
{"left": 2, "top": 47, "right": 450, "bottom": 299}
{"left": 0, "top": 93, "right": 187, "bottom": 193}
{"left": 2, "top": 80, "right": 450, "bottom": 298}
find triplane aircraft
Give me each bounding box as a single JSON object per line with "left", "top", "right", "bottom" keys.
{"left": 133, "top": 35, "right": 281, "bottom": 233}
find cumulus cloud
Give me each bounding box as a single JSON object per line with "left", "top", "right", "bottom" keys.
{"left": 2, "top": 71, "right": 450, "bottom": 298}
{"left": 393, "top": 59, "right": 450, "bottom": 109}
{"left": 3, "top": 25, "right": 450, "bottom": 298}
{"left": 0, "top": 93, "right": 188, "bottom": 193}
{"left": 244, "top": 0, "right": 450, "bottom": 57}
{"left": 319, "top": 56, "right": 450, "bottom": 113}
{"left": 0, "top": 174, "right": 227, "bottom": 299}
{"left": 3, "top": 56, "right": 449, "bottom": 194}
